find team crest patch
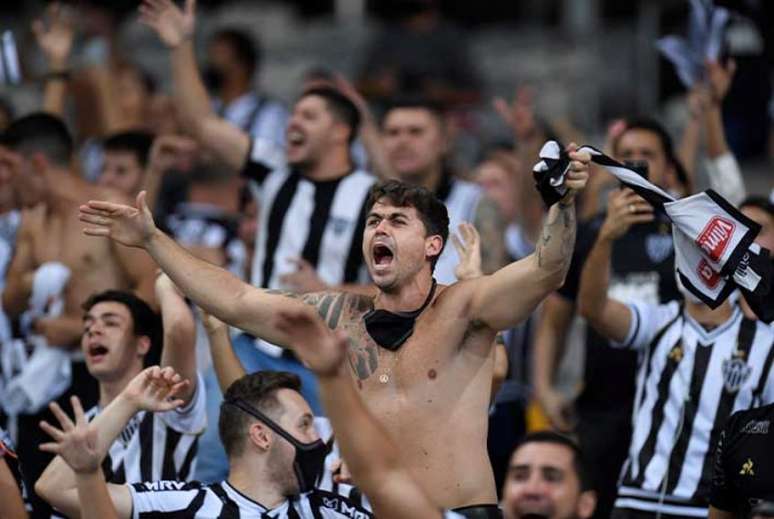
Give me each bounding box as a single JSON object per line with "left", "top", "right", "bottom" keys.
{"left": 330, "top": 217, "right": 351, "bottom": 235}
{"left": 722, "top": 354, "right": 752, "bottom": 393}
{"left": 645, "top": 234, "right": 673, "bottom": 263}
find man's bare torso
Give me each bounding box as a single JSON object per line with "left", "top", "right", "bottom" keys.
{"left": 301, "top": 283, "right": 498, "bottom": 509}
{"left": 21, "top": 194, "right": 134, "bottom": 335}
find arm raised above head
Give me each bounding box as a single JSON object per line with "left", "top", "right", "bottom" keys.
{"left": 467, "top": 145, "right": 589, "bottom": 331}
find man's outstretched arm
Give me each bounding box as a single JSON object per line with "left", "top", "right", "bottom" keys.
{"left": 274, "top": 307, "right": 446, "bottom": 519}
{"left": 79, "top": 192, "right": 338, "bottom": 347}
{"left": 468, "top": 145, "right": 590, "bottom": 331}
{"left": 36, "top": 367, "right": 188, "bottom": 518}
{"left": 139, "top": 0, "right": 251, "bottom": 172}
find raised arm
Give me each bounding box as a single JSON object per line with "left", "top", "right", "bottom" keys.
{"left": 468, "top": 145, "right": 589, "bottom": 331}
{"left": 0, "top": 458, "right": 27, "bottom": 519}
{"left": 156, "top": 273, "right": 197, "bottom": 403}
{"left": 274, "top": 307, "right": 446, "bottom": 519}
{"left": 35, "top": 367, "right": 188, "bottom": 518}
{"left": 199, "top": 308, "right": 246, "bottom": 392}
{"left": 139, "top": 0, "right": 251, "bottom": 172}
{"left": 576, "top": 189, "right": 651, "bottom": 343}
{"left": 79, "top": 192, "right": 335, "bottom": 346}
{"left": 32, "top": 3, "right": 75, "bottom": 117}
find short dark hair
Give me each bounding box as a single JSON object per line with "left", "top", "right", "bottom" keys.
{"left": 103, "top": 131, "right": 154, "bottom": 168}
{"left": 612, "top": 116, "right": 690, "bottom": 191}
{"left": 219, "top": 372, "right": 301, "bottom": 458}
{"left": 212, "top": 28, "right": 260, "bottom": 77}
{"left": 3, "top": 112, "right": 73, "bottom": 167}
{"left": 382, "top": 95, "right": 445, "bottom": 126}
{"left": 740, "top": 195, "right": 774, "bottom": 217}
{"left": 512, "top": 431, "right": 592, "bottom": 491}
{"left": 81, "top": 290, "right": 162, "bottom": 367}
{"left": 299, "top": 86, "right": 361, "bottom": 145}
{"left": 365, "top": 180, "right": 449, "bottom": 269}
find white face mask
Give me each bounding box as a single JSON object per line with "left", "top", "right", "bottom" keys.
{"left": 675, "top": 271, "right": 704, "bottom": 305}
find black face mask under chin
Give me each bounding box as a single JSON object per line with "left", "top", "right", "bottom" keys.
{"left": 224, "top": 398, "right": 330, "bottom": 494}
{"left": 363, "top": 279, "right": 437, "bottom": 351}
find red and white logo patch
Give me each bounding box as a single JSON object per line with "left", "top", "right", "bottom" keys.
{"left": 697, "top": 258, "right": 721, "bottom": 288}
{"left": 696, "top": 216, "right": 735, "bottom": 262}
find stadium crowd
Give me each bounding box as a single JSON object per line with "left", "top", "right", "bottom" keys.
{"left": 0, "top": 0, "right": 772, "bottom": 518}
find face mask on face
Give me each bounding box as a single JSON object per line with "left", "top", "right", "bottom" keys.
{"left": 363, "top": 279, "right": 437, "bottom": 351}
{"left": 225, "top": 398, "right": 330, "bottom": 493}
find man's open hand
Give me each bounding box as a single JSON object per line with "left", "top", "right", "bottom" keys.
{"left": 139, "top": 0, "right": 196, "bottom": 48}
{"left": 79, "top": 191, "right": 157, "bottom": 248}
{"left": 39, "top": 396, "right": 101, "bottom": 474}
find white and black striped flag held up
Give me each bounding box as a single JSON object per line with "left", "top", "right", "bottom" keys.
{"left": 533, "top": 141, "right": 773, "bottom": 322}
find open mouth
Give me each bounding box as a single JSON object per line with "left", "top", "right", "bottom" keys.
{"left": 372, "top": 244, "right": 394, "bottom": 267}
{"left": 88, "top": 344, "right": 109, "bottom": 362}
{"left": 287, "top": 129, "right": 306, "bottom": 147}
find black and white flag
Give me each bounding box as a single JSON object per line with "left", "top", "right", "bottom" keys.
{"left": 533, "top": 141, "right": 773, "bottom": 322}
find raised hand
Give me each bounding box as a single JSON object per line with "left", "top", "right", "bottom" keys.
{"left": 705, "top": 59, "right": 736, "bottom": 104}
{"left": 280, "top": 258, "right": 328, "bottom": 293}
{"left": 120, "top": 366, "right": 189, "bottom": 413}
{"left": 561, "top": 143, "right": 591, "bottom": 202}
{"left": 452, "top": 222, "right": 482, "bottom": 281}
{"left": 274, "top": 307, "right": 349, "bottom": 377}
{"left": 599, "top": 188, "right": 654, "bottom": 241}
{"left": 139, "top": 0, "right": 196, "bottom": 48}
{"left": 493, "top": 86, "right": 538, "bottom": 141}
{"left": 32, "top": 2, "right": 75, "bottom": 71}
{"left": 39, "top": 396, "right": 101, "bottom": 474}
{"left": 79, "top": 191, "right": 158, "bottom": 248}
{"left": 148, "top": 134, "right": 198, "bottom": 174}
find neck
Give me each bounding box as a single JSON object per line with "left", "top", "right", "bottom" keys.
{"left": 299, "top": 146, "right": 352, "bottom": 181}
{"left": 376, "top": 271, "right": 434, "bottom": 313}
{"left": 403, "top": 162, "right": 444, "bottom": 192}
{"left": 227, "top": 459, "right": 286, "bottom": 509}
{"left": 220, "top": 76, "right": 250, "bottom": 105}
{"left": 98, "top": 365, "right": 143, "bottom": 408}
{"left": 46, "top": 169, "right": 89, "bottom": 212}
{"left": 686, "top": 300, "right": 734, "bottom": 329}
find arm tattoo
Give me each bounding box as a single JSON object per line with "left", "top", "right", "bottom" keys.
{"left": 535, "top": 202, "right": 576, "bottom": 273}
{"left": 474, "top": 197, "right": 509, "bottom": 274}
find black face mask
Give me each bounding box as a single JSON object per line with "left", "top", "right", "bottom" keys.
{"left": 225, "top": 398, "right": 330, "bottom": 493}
{"left": 202, "top": 65, "right": 226, "bottom": 92}
{"left": 363, "top": 279, "right": 437, "bottom": 351}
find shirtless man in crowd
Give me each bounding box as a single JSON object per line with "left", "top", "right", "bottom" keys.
{"left": 79, "top": 148, "right": 588, "bottom": 517}
{"left": 0, "top": 113, "right": 157, "bottom": 514}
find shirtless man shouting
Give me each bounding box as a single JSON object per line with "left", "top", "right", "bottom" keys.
{"left": 79, "top": 147, "right": 589, "bottom": 517}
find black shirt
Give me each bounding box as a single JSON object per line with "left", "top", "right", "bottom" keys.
{"left": 711, "top": 403, "right": 774, "bottom": 517}
{"left": 557, "top": 213, "right": 679, "bottom": 412}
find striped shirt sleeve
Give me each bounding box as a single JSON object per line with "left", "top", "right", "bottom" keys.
{"left": 613, "top": 300, "right": 681, "bottom": 351}
{"left": 240, "top": 137, "right": 285, "bottom": 184}
{"left": 128, "top": 481, "right": 204, "bottom": 518}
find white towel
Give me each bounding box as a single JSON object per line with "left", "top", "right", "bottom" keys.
{"left": 2, "top": 262, "right": 73, "bottom": 415}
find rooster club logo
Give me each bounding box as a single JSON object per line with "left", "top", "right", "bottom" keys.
{"left": 696, "top": 216, "right": 735, "bottom": 262}
{"left": 697, "top": 259, "right": 721, "bottom": 288}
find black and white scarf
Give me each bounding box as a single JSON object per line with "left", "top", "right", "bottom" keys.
{"left": 533, "top": 141, "right": 773, "bottom": 322}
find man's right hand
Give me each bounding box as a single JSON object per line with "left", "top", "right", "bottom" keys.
{"left": 119, "top": 366, "right": 189, "bottom": 413}
{"left": 39, "top": 396, "right": 101, "bottom": 474}
{"left": 139, "top": 0, "right": 196, "bottom": 49}
{"left": 536, "top": 387, "right": 575, "bottom": 432}
{"left": 598, "top": 188, "right": 654, "bottom": 242}
{"left": 79, "top": 191, "right": 158, "bottom": 248}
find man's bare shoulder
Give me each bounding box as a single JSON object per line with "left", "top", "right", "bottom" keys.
{"left": 18, "top": 204, "right": 46, "bottom": 236}
{"left": 263, "top": 289, "right": 372, "bottom": 329}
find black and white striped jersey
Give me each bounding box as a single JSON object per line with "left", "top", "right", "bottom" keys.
{"left": 241, "top": 138, "right": 375, "bottom": 291}
{"left": 213, "top": 92, "right": 288, "bottom": 148}
{"left": 613, "top": 301, "right": 774, "bottom": 517}
{"left": 128, "top": 479, "right": 466, "bottom": 519}
{"left": 0, "top": 426, "right": 28, "bottom": 510}
{"left": 85, "top": 373, "right": 207, "bottom": 484}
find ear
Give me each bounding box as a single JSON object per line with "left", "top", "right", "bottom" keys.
{"left": 30, "top": 152, "right": 49, "bottom": 176}
{"left": 425, "top": 234, "right": 444, "bottom": 262}
{"left": 248, "top": 422, "right": 272, "bottom": 451}
{"left": 136, "top": 336, "right": 152, "bottom": 357}
{"left": 577, "top": 490, "right": 597, "bottom": 519}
